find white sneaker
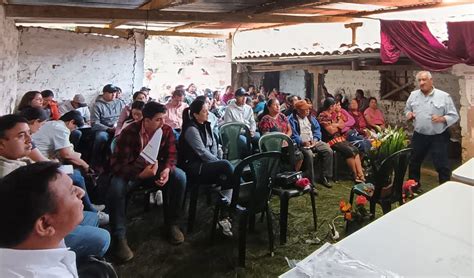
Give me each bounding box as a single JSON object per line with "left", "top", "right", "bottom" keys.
{"left": 155, "top": 190, "right": 163, "bottom": 206}
{"left": 97, "top": 211, "right": 109, "bottom": 226}
{"left": 217, "top": 218, "right": 233, "bottom": 237}
{"left": 91, "top": 204, "right": 106, "bottom": 212}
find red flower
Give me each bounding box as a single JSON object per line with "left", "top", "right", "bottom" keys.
{"left": 403, "top": 179, "right": 417, "bottom": 191}
{"left": 355, "top": 195, "right": 367, "bottom": 206}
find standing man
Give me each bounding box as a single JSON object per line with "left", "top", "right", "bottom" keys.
{"left": 107, "top": 102, "right": 186, "bottom": 262}
{"left": 405, "top": 71, "right": 459, "bottom": 187}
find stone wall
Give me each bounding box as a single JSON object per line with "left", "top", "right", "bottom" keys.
{"left": 280, "top": 70, "right": 306, "bottom": 99}
{"left": 0, "top": 6, "right": 19, "bottom": 115}
{"left": 17, "top": 27, "right": 145, "bottom": 107}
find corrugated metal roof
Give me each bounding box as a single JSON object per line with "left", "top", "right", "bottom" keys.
{"left": 234, "top": 42, "right": 380, "bottom": 60}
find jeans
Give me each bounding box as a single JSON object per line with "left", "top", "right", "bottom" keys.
{"left": 70, "top": 129, "right": 82, "bottom": 151}
{"left": 409, "top": 130, "right": 451, "bottom": 185}
{"left": 238, "top": 132, "right": 261, "bottom": 156}
{"left": 300, "top": 141, "right": 333, "bottom": 183}
{"left": 70, "top": 169, "right": 96, "bottom": 212}
{"left": 91, "top": 130, "right": 111, "bottom": 168}
{"left": 106, "top": 168, "right": 187, "bottom": 239}
{"left": 65, "top": 211, "right": 111, "bottom": 259}
{"left": 184, "top": 160, "right": 234, "bottom": 190}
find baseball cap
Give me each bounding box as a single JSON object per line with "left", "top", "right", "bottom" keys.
{"left": 72, "top": 94, "right": 87, "bottom": 107}
{"left": 140, "top": 86, "right": 151, "bottom": 92}
{"left": 234, "top": 88, "right": 249, "bottom": 97}
{"left": 102, "top": 84, "right": 119, "bottom": 94}
{"left": 294, "top": 100, "right": 312, "bottom": 111}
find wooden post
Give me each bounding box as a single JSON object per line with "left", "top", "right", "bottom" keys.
{"left": 344, "top": 22, "right": 363, "bottom": 46}
{"left": 307, "top": 66, "right": 324, "bottom": 109}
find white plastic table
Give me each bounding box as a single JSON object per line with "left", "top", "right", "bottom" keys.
{"left": 452, "top": 158, "right": 474, "bottom": 186}
{"left": 281, "top": 181, "right": 473, "bottom": 277}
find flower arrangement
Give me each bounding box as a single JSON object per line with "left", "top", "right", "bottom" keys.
{"left": 367, "top": 126, "right": 409, "bottom": 163}
{"left": 339, "top": 196, "right": 371, "bottom": 223}
{"left": 365, "top": 126, "right": 409, "bottom": 178}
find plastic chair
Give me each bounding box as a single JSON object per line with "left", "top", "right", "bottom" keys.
{"left": 210, "top": 152, "right": 281, "bottom": 267}
{"left": 349, "top": 148, "right": 412, "bottom": 218}
{"left": 219, "top": 122, "right": 252, "bottom": 165}
{"left": 259, "top": 132, "right": 317, "bottom": 245}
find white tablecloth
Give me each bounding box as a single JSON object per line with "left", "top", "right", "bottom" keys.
{"left": 452, "top": 158, "right": 474, "bottom": 186}
{"left": 281, "top": 181, "right": 473, "bottom": 277}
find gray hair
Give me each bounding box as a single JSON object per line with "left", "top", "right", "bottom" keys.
{"left": 416, "top": 71, "right": 432, "bottom": 80}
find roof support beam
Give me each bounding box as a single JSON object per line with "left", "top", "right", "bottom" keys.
{"left": 75, "top": 27, "right": 225, "bottom": 38}
{"left": 5, "top": 4, "right": 352, "bottom": 24}
{"left": 109, "top": 0, "right": 196, "bottom": 29}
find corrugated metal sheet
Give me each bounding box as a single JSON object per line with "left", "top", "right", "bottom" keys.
{"left": 234, "top": 42, "right": 381, "bottom": 60}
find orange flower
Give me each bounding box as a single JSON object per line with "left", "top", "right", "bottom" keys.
{"left": 339, "top": 200, "right": 346, "bottom": 210}
{"left": 355, "top": 195, "right": 367, "bottom": 206}
{"left": 344, "top": 212, "right": 352, "bottom": 221}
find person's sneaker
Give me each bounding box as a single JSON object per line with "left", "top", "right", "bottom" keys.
{"left": 217, "top": 218, "right": 233, "bottom": 237}
{"left": 319, "top": 177, "right": 332, "bottom": 188}
{"left": 168, "top": 225, "right": 184, "bottom": 245}
{"left": 112, "top": 238, "right": 134, "bottom": 263}
{"left": 91, "top": 204, "right": 106, "bottom": 212}
{"left": 97, "top": 211, "right": 109, "bottom": 226}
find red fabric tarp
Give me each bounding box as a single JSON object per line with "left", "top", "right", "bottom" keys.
{"left": 380, "top": 20, "right": 474, "bottom": 71}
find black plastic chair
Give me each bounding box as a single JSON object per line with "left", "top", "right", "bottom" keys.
{"left": 210, "top": 152, "right": 281, "bottom": 267}
{"left": 219, "top": 122, "right": 252, "bottom": 165}
{"left": 185, "top": 180, "right": 217, "bottom": 233}
{"left": 259, "top": 132, "right": 317, "bottom": 245}
{"left": 349, "top": 148, "right": 412, "bottom": 218}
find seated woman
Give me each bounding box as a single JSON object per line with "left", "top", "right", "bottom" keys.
{"left": 348, "top": 99, "right": 368, "bottom": 136}
{"left": 115, "top": 91, "right": 148, "bottom": 137}
{"left": 179, "top": 98, "right": 234, "bottom": 189}
{"left": 115, "top": 100, "right": 145, "bottom": 137}
{"left": 258, "top": 98, "right": 303, "bottom": 171}
{"left": 364, "top": 97, "right": 386, "bottom": 130}
{"left": 336, "top": 100, "right": 371, "bottom": 154}
{"left": 318, "top": 98, "right": 365, "bottom": 182}
{"left": 16, "top": 91, "right": 43, "bottom": 112}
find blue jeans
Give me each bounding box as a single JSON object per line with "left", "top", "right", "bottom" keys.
{"left": 70, "top": 129, "right": 82, "bottom": 151}
{"left": 65, "top": 211, "right": 111, "bottom": 259}
{"left": 91, "top": 130, "right": 111, "bottom": 168}
{"left": 106, "top": 168, "right": 187, "bottom": 238}
{"left": 70, "top": 169, "right": 96, "bottom": 212}
{"left": 239, "top": 131, "right": 261, "bottom": 156}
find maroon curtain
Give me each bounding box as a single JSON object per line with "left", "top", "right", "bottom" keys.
{"left": 447, "top": 21, "right": 474, "bottom": 66}
{"left": 380, "top": 20, "right": 474, "bottom": 71}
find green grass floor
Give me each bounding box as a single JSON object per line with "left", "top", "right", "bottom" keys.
{"left": 113, "top": 168, "right": 439, "bottom": 278}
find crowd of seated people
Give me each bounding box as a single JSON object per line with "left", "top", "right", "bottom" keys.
{"left": 1, "top": 82, "right": 392, "bottom": 274}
